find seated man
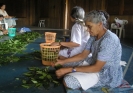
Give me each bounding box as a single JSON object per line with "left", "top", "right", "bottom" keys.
{"left": 0, "top": 14, "right": 8, "bottom": 35}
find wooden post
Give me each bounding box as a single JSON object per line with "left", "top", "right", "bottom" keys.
{"left": 64, "top": 0, "right": 68, "bottom": 29}
{"left": 29, "top": 0, "right": 35, "bottom": 26}
{"left": 101, "top": 0, "right": 106, "bottom": 10}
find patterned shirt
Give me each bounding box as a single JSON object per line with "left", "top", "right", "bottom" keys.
{"left": 85, "top": 30, "right": 123, "bottom": 88}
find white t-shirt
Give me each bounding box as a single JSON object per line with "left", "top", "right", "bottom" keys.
{"left": 59, "top": 22, "right": 90, "bottom": 57}
{"left": 0, "top": 9, "right": 8, "bottom": 16}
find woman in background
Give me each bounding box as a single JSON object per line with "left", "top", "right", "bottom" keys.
{"left": 0, "top": 3, "right": 16, "bottom": 28}
{"left": 51, "top": 6, "right": 90, "bottom": 63}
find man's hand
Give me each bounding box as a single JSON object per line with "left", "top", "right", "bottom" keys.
{"left": 56, "top": 67, "right": 72, "bottom": 79}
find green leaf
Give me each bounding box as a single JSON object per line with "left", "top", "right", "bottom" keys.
{"left": 47, "top": 75, "right": 52, "bottom": 79}
{"left": 42, "top": 73, "right": 47, "bottom": 77}
{"left": 39, "top": 76, "right": 45, "bottom": 79}
{"left": 53, "top": 80, "right": 59, "bottom": 84}
{"left": 24, "top": 72, "right": 32, "bottom": 76}
{"left": 35, "top": 83, "right": 42, "bottom": 87}
{"left": 55, "top": 64, "right": 62, "bottom": 70}
{"left": 31, "top": 80, "right": 38, "bottom": 84}
{"left": 15, "top": 78, "right": 19, "bottom": 80}
{"left": 29, "top": 67, "right": 36, "bottom": 71}
{"left": 36, "top": 71, "right": 43, "bottom": 74}
{"left": 22, "top": 85, "right": 30, "bottom": 89}
{"left": 22, "top": 80, "right": 26, "bottom": 84}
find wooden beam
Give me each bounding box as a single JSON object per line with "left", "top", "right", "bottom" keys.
{"left": 64, "top": 0, "right": 68, "bottom": 29}
{"left": 101, "top": 0, "right": 106, "bottom": 10}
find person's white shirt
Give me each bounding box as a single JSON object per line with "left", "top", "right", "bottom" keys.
{"left": 70, "top": 22, "right": 90, "bottom": 54}
{"left": 0, "top": 9, "right": 16, "bottom": 27}
{"left": 0, "top": 9, "right": 8, "bottom": 16}
{"left": 59, "top": 22, "right": 90, "bottom": 58}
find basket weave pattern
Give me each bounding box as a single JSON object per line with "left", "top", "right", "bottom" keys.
{"left": 40, "top": 43, "right": 60, "bottom": 65}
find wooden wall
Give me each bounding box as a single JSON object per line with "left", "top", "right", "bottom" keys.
{"left": 106, "top": 0, "right": 133, "bottom": 38}
{"left": 67, "top": 0, "right": 133, "bottom": 38}
{"left": 0, "top": 0, "right": 35, "bottom": 26}
{"left": 67, "top": 0, "right": 106, "bottom": 29}
{"left": 0, "top": 0, "right": 133, "bottom": 38}
{"left": 35, "top": 0, "right": 64, "bottom": 28}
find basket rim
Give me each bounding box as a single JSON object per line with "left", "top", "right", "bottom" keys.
{"left": 42, "top": 60, "right": 52, "bottom": 65}
{"left": 45, "top": 32, "right": 56, "bottom": 35}
{"left": 40, "top": 43, "right": 60, "bottom": 48}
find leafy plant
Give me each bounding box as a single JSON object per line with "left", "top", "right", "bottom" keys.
{"left": 1, "top": 32, "right": 64, "bottom": 90}
{"left": 21, "top": 67, "right": 61, "bottom": 89}
{"left": 0, "top": 32, "right": 42, "bottom": 65}
{"left": 0, "top": 35, "right": 5, "bottom": 39}
{"left": 55, "top": 64, "right": 62, "bottom": 70}
{"left": 18, "top": 50, "right": 42, "bottom": 62}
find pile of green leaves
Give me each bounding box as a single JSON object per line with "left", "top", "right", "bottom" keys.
{"left": 0, "top": 35, "right": 4, "bottom": 39}
{"left": 0, "top": 32, "right": 41, "bottom": 65}
{"left": 21, "top": 67, "right": 61, "bottom": 89}
{"left": 1, "top": 32, "right": 63, "bottom": 90}
{"left": 20, "top": 50, "right": 42, "bottom": 60}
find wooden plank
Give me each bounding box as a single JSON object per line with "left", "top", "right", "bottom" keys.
{"left": 123, "top": 0, "right": 133, "bottom": 15}
{"left": 106, "top": 0, "right": 121, "bottom": 15}
{"left": 5, "top": 0, "right": 27, "bottom": 18}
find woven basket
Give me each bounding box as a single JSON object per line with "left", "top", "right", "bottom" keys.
{"left": 45, "top": 32, "right": 56, "bottom": 43}
{"left": 40, "top": 43, "right": 60, "bottom": 65}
